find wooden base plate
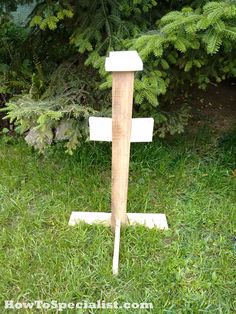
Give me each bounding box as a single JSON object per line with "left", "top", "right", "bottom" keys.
{"left": 69, "top": 212, "right": 168, "bottom": 229}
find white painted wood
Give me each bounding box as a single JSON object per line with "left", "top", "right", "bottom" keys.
{"left": 112, "top": 219, "right": 121, "bottom": 275}
{"left": 127, "top": 213, "right": 168, "bottom": 229}
{"left": 89, "top": 117, "right": 112, "bottom": 142}
{"left": 89, "top": 117, "right": 154, "bottom": 142}
{"left": 69, "top": 211, "right": 168, "bottom": 230}
{"left": 68, "top": 212, "right": 111, "bottom": 226}
{"left": 105, "top": 51, "right": 143, "bottom": 72}
{"left": 131, "top": 118, "right": 154, "bottom": 142}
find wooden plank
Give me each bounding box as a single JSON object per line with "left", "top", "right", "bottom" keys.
{"left": 89, "top": 117, "right": 154, "bottom": 142}
{"left": 105, "top": 51, "right": 143, "bottom": 72}
{"left": 127, "top": 213, "right": 168, "bottom": 229}
{"left": 111, "top": 72, "right": 134, "bottom": 228}
{"left": 89, "top": 117, "right": 112, "bottom": 141}
{"left": 68, "top": 212, "right": 168, "bottom": 230}
{"left": 112, "top": 219, "right": 121, "bottom": 275}
{"left": 68, "top": 212, "right": 111, "bottom": 226}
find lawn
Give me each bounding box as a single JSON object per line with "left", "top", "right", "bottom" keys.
{"left": 0, "top": 128, "right": 235, "bottom": 313}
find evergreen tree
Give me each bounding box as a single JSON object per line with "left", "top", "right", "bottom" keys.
{"left": 1, "top": 0, "right": 236, "bottom": 152}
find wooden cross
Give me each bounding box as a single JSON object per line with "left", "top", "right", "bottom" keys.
{"left": 69, "top": 51, "right": 168, "bottom": 275}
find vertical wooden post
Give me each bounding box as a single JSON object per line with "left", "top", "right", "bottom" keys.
{"left": 111, "top": 72, "right": 134, "bottom": 229}
{"left": 69, "top": 51, "right": 168, "bottom": 276}
{"left": 105, "top": 51, "right": 143, "bottom": 231}
{"left": 112, "top": 219, "right": 121, "bottom": 275}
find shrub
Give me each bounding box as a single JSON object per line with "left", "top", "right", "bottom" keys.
{"left": 2, "top": 0, "right": 236, "bottom": 152}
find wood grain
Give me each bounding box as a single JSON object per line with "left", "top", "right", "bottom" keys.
{"left": 111, "top": 71, "right": 134, "bottom": 229}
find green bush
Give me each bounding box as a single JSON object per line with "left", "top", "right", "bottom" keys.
{"left": 2, "top": 0, "right": 236, "bottom": 152}
{"left": 0, "top": 19, "right": 32, "bottom": 94}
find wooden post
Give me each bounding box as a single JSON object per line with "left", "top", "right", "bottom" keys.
{"left": 68, "top": 51, "right": 168, "bottom": 276}
{"left": 112, "top": 219, "right": 121, "bottom": 275}
{"left": 111, "top": 72, "right": 134, "bottom": 228}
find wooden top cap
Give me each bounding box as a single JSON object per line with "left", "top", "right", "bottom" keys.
{"left": 105, "top": 51, "right": 143, "bottom": 72}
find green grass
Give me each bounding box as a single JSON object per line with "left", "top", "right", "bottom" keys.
{"left": 0, "top": 129, "right": 235, "bottom": 313}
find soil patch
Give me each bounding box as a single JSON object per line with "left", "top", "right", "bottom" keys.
{"left": 189, "top": 79, "right": 236, "bottom": 135}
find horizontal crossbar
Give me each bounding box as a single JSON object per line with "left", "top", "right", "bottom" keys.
{"left": 89, "top": 117, "right": 154, "bottom": 142}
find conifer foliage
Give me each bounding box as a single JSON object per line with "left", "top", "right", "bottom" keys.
{"left": 1, "top": 0, "right": 236, "bottom": 152}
